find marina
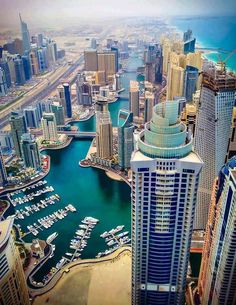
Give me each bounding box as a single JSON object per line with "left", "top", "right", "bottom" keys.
{"left": 23, "top": 204, "right": 77, "bottom": 236}
{"left": 11, "top": 186, "right": 54, "bottom": 206}
{"left": 14, "top": 194, "right": 60, "bottom": 220}
{"left": 97, "top": 225, "right": 131, "bottom": 258}
{"left": 9, "top": 180, "right": 48, "bottom": 196}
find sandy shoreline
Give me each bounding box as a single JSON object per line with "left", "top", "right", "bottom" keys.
{"left": 33, "top": 247, "right": 131, "bottom": 305}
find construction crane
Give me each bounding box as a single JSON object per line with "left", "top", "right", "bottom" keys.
{"left": 217, "top": 49, "right": 236, "bottom": 72}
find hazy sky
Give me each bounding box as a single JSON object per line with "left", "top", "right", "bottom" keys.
{"left": 0, "top": 0, "right": 236, "bottom": 28}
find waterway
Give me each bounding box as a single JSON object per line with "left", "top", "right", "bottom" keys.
{"left": 11, "top": 52, "right": 201, "bottom": 282}
{"left": 13, "top": 54, "right": 143, "bottom": 282}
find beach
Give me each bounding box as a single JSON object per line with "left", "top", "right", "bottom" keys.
{"left": 33, "top": 247, "right": 131, "bottom": 305}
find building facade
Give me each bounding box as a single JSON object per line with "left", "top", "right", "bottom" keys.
{"left": 130, "top": 80, "right": 140, "bottom": 117}
{"left": 41, "top": 113, "right": 58, "bottom": 142}
{"left": 0, "top": 217, "right": 30, "bottom": 305}
{"left": 118, "top": 109, "right": 134, "bottom": 169}
{"left": 198, "top": 157, "right": 236, "bottom": 305}
{"left": 95, "top": 98, "right": 113, "bottom": 159}
{"left": 10, "top": 111, "right": 27, "bottom": 157}
{"left": 20, "top": 133, "right": 41, "bottom": 170}
{"left": 131, "top": 100, "right": 203, "bottom": 305}
{"left": 0, "top": 147, "right": 7, "bottom": 187}
{"left": 194, "top": 69, "right": 236, "bottom": 230}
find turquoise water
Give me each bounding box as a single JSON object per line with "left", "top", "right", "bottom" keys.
{"left": 14, "top": 55, "right": 143, "bottom": 281}
{"left": 169, "top": 16, "right": 236, "bottom": 71}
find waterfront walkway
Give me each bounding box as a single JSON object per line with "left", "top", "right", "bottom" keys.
{"left": 32, "top": 247, "right": 131, "bottom": 305}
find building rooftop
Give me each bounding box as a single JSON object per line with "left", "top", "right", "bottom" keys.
{"left": 0, "top": 216, "right": 14, "bottom": 249}
{"left": 137, "top": 100, "right": 193, "bottom": 159}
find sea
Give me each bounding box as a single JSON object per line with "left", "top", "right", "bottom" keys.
{"left": 169, "top": 15, "right": 236, "bottom": 72}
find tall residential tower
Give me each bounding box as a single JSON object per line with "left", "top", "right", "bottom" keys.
{"left": 198, "top": 157, "right": 236, "bottom": 305}
{"left": 131, "top": 100, "right": 203, "bottom": 305}
{"left": 194, "top": 69, "right": 236, "bottom": 229}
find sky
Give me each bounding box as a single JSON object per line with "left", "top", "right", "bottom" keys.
{"left": 0, "top": 0, "right": 236, "bottom": 28}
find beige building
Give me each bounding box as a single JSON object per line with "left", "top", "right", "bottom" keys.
{"left": 84, "top": 50, "right": 98, "bottom": 71}
{"left": 144, "top": 91, "right": 155, "bottom": 123}
{"left": 129, "top": 80, "right": 140, "bottom": 117}
{"left": 167, "top": 65, "right": 184, "bottom": 100}
{"left": 97, "top": 52, "right": 116, "bottom": 78}
{"left": 95, "top": 98, "right": 113, "bottom": 159}
{"left": 0, "top": 217, "right": 30, "bottom": 305}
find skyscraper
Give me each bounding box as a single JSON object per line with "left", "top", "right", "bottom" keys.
{"left": 51, "top": 101, "right": 65, "bottom": 126}
{"left": 24, "top": 106, "right": 39, "bottom": 128}
{"left": 184, "top": 65, "right": 198, "bottom": 102}
{"left": 144, "top": 91, "right": 155, "bottom": 123}
{"left": 117, "top": 110, "right": 134, "bottom": 169}
{"left": 198, "top": 157, "right": 236, "bottom": 305}
{"left": 111, "top": 46, "right": 119, "bottom": 72}
{"left": 167, "top": 65, "right": 184, "bottom": 100}
{"left": 131, "top": 100, "right": 203, "bottom": 305}
{"left": 20, "top": 133, "right": 41, "bottom": 170}
{"left": 10, "top": 111, "right": 27, "bottom": 157}
{"left": 58, "top": 83, "right": 72, "bottom": 118}
{"left": 14, "top": 57, "right": 25, "bottom": 85}
{"left": 194, "top": 69, "right": 236, "bottom": 230}
{"left": 0, "top": 146, "right": 7, "bottom": 187}
{"left": 91, "top": 38, "right": 97, "bottom": 49}
{"left": 0, "top": 67, "right": 7, "bottom": 96}
{"left": 19, "top": 14, "right": 31, "bottom": 53}
{"left": 0, "top": 217, "right": 30, "bottom": 305}
{"left": 76, "top": 73, "right": 92, "bottom": 106}
{"left": 0, "top": 59, "right": 11, "bottom": 88}
{"left": 29, "top": 49, "right": 39, "bottom": 75}
{"left": 41, "top": 113, "right": 58, "bottom": 142}
{"left": 129, "top": 80, "right": 140, "bottom": 117}
{"left": 95, "top": 97, "right": 113, "bottom": 159}
{"left": 22, "top": 53, "right": 32, "bottom": 80}
{"left": 84, "top": 50, "right": 98, "bottom": 71}
{"left": 98, "top": 51, "right": 116, "bottom": 78}
{"left": 63, "top": 83, "right": 72, "bottom": 118}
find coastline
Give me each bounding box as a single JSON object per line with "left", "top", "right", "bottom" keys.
{"left": 32, "top": 246, "right": 131, "bottom": 303}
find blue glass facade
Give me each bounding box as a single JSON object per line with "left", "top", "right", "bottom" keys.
{"left": 184, "top": 65, "right": 198, "bottom": 102}
{"left": 63, "top": 83, "right": 72, "bottom": 118}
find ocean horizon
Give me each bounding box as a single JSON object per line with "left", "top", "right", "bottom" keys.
{"left": 168, "top": 15, "right": 236, "bottom": 72}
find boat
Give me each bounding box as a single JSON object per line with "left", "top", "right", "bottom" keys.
{"left": 65, "top": 252, "right": 73, "bottom": 256}
{"left": 56, "top": 258, "right": 65, "bottom": 269}
{"left": 100, "top": 231, "right": 109, "bottom": 238}
{"left": 46, "top": 232, "right": 58, "bottom": 244}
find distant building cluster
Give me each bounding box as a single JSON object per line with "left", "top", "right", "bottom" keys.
{"left": 0, "top": 14, "right": 65, "bottom": 96}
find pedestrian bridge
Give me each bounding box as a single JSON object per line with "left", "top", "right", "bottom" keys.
{"left": 62, "top": 131, "right": 96, "bottom": 139}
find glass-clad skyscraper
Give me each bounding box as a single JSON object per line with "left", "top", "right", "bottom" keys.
{"left": 131, "top": 100, "right": 203, "bottom": 305}
{"left": 198, "top": 157, "right": 236, "bottom": 305}
{"left": 19, "top": 14, "right": 31, "bottom": 53}
{"left": 117, "top": 109, "right": 134, "bottom": 169}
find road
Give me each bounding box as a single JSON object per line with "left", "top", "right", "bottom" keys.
{"left": 0, "top": 56, "right": 84, "bottom": 129}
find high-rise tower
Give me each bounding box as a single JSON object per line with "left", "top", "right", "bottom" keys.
{"left": 117, "top": 109, "right": 134, "bottom": 169}
{"left": 19, "top": 14, "right": 31, "bottom": 53}
{"left": 95, "top": 97, "right": 113, "bottom": 159}
{"left": 20, "top": 133, "right": 41, "bottom": 170}
{"left": 129, "top": 80, "right": 140, "bottom": 117}
{"left": 0, "top": 146, "right": 7, "bottom": 187}
{"left": 0, "top": 217, "right": 30, "bottom": 305}
{"left": 194, "top": 69, "right": 236, "bottom": 230}
{"left": 10, "top": 111, "right": 27, "bottom": 157}
{"left": 198, "top": 157, "right": 236, "bottom": 305}
{"left": 131, "top": 100, "right": 203, "bottom": 305}
{"left": 41, "top": 113, "right": 58, "bottom": 142}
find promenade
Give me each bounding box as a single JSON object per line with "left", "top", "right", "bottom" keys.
{"left": 33, "top": 247, "right": 131, "bottom": 305}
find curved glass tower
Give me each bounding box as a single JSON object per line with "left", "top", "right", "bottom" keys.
{"left": 131, "top": 100, "right": 203, "bottom": 305}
